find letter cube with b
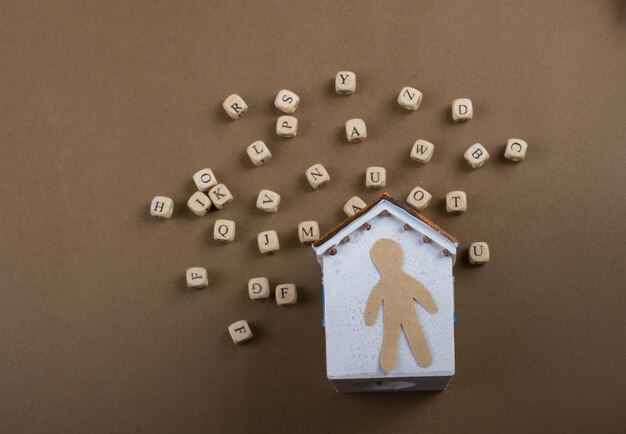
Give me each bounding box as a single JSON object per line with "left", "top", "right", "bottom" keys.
{"left": 464, "top": 143, "right": 490, "bottom": 169}
{"left": 335, "top": 71, "right": 356, "bottom": 95}
{"left": 246, "top": 141, "right": 272, "bottom": 166}
{"left": 275, "top": 283, "right": 297, "bottom": 305}
{"left": 398, "top": 86, "right": 423, "bottom": 111}
{"left": 150, "top": 196, "right": 174, "bottom": 219}
{"left": 186, "top": 267, "right": 209, "bottom": 289}
{"left": 276, "top": 115, "right": 298, "bottom": 137}
{"left": 274, "top": 89, "right": 300, "bottom": 113}
{"left": 214, "top": 219, "right": 236, "bottom": 242}
{"left": 228, "top": 320, "right": 253, "bottom": 344}
{"left": 257, "top": 230, "right": 280, "bottom": 254}
{"left": 298, "top": 221, "right": 320, "bottom": 243}
{"left": 208, "top": 183, "right": 233, "bottom": 209}
{"left": 248, "top": 277, "right": 270, "bottom": 299}
{"left": 345, "top": 119, "right": 367, "bottom": 143}
{"left": 452, "top": 98, "right": 473, "bottom": 122}
{"left": 305, "top": 164, "right": 330, "bottom": 189}
{"left": 222, "top": 94, "right": 248, "bottom": 120}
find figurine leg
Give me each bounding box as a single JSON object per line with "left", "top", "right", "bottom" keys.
{"left": 380, "top": 317, "right": 401, "bottom": 372}
{"left": 403, "top": 314, "right": 433, "bottom": 367}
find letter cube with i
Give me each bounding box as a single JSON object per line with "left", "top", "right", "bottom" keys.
{"left": 365, "top": 167, "right": 386, "bottom": 189}
{"left": 504, "top": 138, "right": 528, "bottom": 162}
{"left": 275, "top": 283, "right": 297, "bottom": 305}
{"left": 222, "top": 94, "right": 248, "bottom": 120}
{"left": 274, "top": 89, "right": 300, "bottom": 113}
{"left": 298, "top": 221, "right": 320, "bottom": 243}
{"left": 214, "top": 219, "right": 235, "bottom": 242}
{"left": 410, "top": 140, "right": 435, "bottom": 163}
{"left": 407, "top": 186, "right": 432, "bottom": 211}
{"left": 446, "top": 191, "right": 467, "bottom": 214}
{"left": 187, "top": 191, "right": 212, "bottom": 216}
{"left": 256, "top": 189, "right": 281, "bottom": 213}
{"left": 452, "top": 98, "right": 473, "bottom": 122}
{"left": 186, "top": 267, "right": 208, "bottom": 289}
{"left": 150, "top": 196, "right": 174, "bottom": 219}
{"left": 305, "top": 163, "right": 330, "bottom": 189}
{"left": 248, "top": 277, "right": 270, "bottom": 299}
{"left": 335, "top": 71, "right": 356, "bottom": 95}
{"left": 257, "top": 230, "right": 280, "bottom": 254}
{"left": 192, "top": 168, "right": 218, "bottom": 192}
{"left": 228, "top": 320, "right": 253, "bottom": 344}
{"left": 276, "top": 115, "right": 298, "bottom": 137}
{"left": 469, "top": 242, "right": 490, "bottom": 265}
{"left": 397, "top": 86, "right": 423, "bottom": 110}
{"left": 343, "top": 196, "right": 367, "bottom": 217}
{"left": 345, "top": 118, "right": 367, "bottom": 143}
{"left": 208, "top": 183, "right": 233, "bottom": 209}
{"left": 246, "top": 140, "right": 272, "bottom": 166}
{"left": 464, "top": 143, "right": 490, "bottom": 169}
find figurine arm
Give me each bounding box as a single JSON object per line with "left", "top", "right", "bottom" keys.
{"left": 410, "top": 280, "right": 438, "bottom": 314}
{"left": 364, "top": 283, "right": 384, "bottom": 326}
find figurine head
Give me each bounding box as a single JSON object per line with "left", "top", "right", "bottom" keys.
{"left": 371, "top": 238, "right": 404, "bottom": 273}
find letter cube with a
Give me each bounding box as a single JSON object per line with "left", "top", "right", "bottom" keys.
{"left": 186, "top": 267, "right": 209, "bottom": 289}
{"left": 504, "top": 138, "right": 528, "bottom": 162}
{"left": 275, "top": 283, "right": 297, "bottom": 305}
{"left": 464, "top": 143, "right": 490, "bottom": 169}
{"left": 222, "top": 94, "right": 248, "bottom": 120}
{"left": 248, "top": 277, "right": 270, "bottom": 299}
{"left": 274, "top": 89, "right": 300, "bottom": 113}
{"left": 397, "top": 86, "right": 423, "bottom": 111}
{"left": 305, "top": 163, "right": 330, "bottom": 189}
{"left": 150, "top": 196, "right": 174, "bottom": 219}
{"left": 208, "top": 183, "right": 233, "bottom": 209}
{"left": 452, "top": 98, "right": 473, "bottom": 122}
{"left": 407, "top": 187, "right": 432, "bottom": 211}
{"left": 446, "top": 191, "right": 467, "bottom": 214}
{"left": 214, "top": 219, "right": 236, "bottom": 242}
{"left": 343, "top": 196, "right": 367, "bottom": 217}
{"left": 335, "top": 71, "right": 356, "bottom": 95}
{"left": 345, "top": 118, "right": 367, "bottom": 143}
{"left": 469, "top": 242, "right": 490, "bottom": 265}
{"left": 257, "top": 230, "right": 280, "bottom": 254}
{"left": 298, "top": 221, "right": 320, "bottom": 243}
{"left": 247, "top": 140, "right": 272, "bottom": 166}
{"left": 228, "top": 320, "right": 253, "bottom": 344}
{"left": 276, "top": 115, "right": 298, "bottom": 137}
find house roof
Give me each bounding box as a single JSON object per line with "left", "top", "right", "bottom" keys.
{"left": 312, "top": 192, "right": 459, "bottom": 250}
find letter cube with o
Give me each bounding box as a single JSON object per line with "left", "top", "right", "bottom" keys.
{"left": 192, "top": 168, "right": 218, "bottom": 192}
{"left": 407, "top": 186, "right": 432, "bottom": 211}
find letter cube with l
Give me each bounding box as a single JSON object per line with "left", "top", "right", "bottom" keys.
{"left": 305, "top": 163, "right": 330, "bottom": 189}
{"left": 274, "top": 89, "right": 300, "bottom": 113}
{"left": 469, "top": 242, "right": 490, "bottom": 265}
{"left": 298, "top": 221, "right": 320, "bottom": 243}
{"left": 246, "top": 141, "right": 272, "bottom": 166}
{"left": 335, "top": 71, "right": 356, "bottom": 95}
{"left": 248, "top": 277, "right": 270, "bottom": 299}
{"left": 228, "top": 320, "right": 253, "bottom": 344}
{"left": 275, "top": 283, "right": 297, "bottom": 305}
{"left": 214, "top": 219, "right": 236, "bottom": 242}
{"left": 407, "top": 187, "right": 432, "bottom": 211}
{"left": 222, "top": 94, "right": 248, "bottom": 120}
{"left": 452, "top": 98, "right": 473, "bottom": 122}
{"left": 410, "top": 140, "right": 435, "bottom": 163}
{"left": 208, "top": 183, "right": 234, "bottom": 209}
{"left": 397, "top": 86, "right": 423, "bottom": 110}
{"left": 257, "top": 230, "right": 280, "bottom": 254}
{"left": 464, "top": 143, "right": 490, "bottom": 169}
{"left": 186, "top": 267, "right": 209, "bottom": 288}
{"left": 150, "top": 196, "right": 174, "bottom": 219}
{"left": 276, "top": 115, "right": 298, "bottom": 137}
{"left": 345, "top": 119, "right": 367, "bottom": 142}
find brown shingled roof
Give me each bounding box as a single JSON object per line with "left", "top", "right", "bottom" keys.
{"left": 312, "top": 192, "right": 459, "bottom": 248}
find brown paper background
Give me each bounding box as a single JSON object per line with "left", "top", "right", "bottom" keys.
{"left": 1, "top": 1, "right": 625, "bottom": 433}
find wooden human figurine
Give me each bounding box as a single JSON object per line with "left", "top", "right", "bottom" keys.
{"left": 365, "top": 238, "right": 439, "bottom": 372}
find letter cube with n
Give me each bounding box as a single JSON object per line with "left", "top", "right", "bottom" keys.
{"left": 398, "top": 86, "right": 423, "bottom": 110}
{"left": 305, "top": 163, "right": 330, "bottom": 189}
{"left": 150, "top": 196, "right": 174, "bottom": 219}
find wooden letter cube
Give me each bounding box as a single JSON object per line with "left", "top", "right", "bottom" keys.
{"left": 446, "top": 191, "right": 467, "bottom": 214}
{"left": 469, "top": 242, "right": 490, "bottom": 265}
{"left": 256, "top": 189, "right": 281, "bottom": 213}
{"left": 452, "top": 98, "right": 473, "bottom": 122}
{"left": 187, "top": 191, "right": 212, "bottom": 216}
{"left": 150, "top": 196, "right": 174, "bottom": 219}
{"left": 298, "top": 221, "right": 320, "bottom": 243}
{"left": 214, "top": 219, "right": 236, "bottom": 242}
{"left": 192, "top": 168, "right": 218, "bottom": 192}
{"left": 248, "top": 277, "right": 270, "bottom": 299}
{"left": 345, "top": 118, "right": 367, "bottom": 142}
{"left": 365, "top": 167, "right": 386, "bottom": 189}
{"left": 410, "top": 139, "right": 435, "bottom": 163}
{"left": 464, "top": 143, "right": 490, "bottom": 168}
{"left": 305, "top": 163, "right": 330, "bottom": 189}
{"left": 208, "top": 183, "right": 233, "bottom": 209}
{"left": 276, "top": 115, "right": 298, "bottom": 137}
{"left": 228, "top": 320, "right": 253, "bottom": 344}
{"left": 186, "top": 267, "right": 208, "bottom": 288}
{"left": 406, "top": 186, "right": 432, "bottom": 211}
{"left": 257, "top": 230, "right": 280, "bottom": 254}
{"left": 343, "top": 196, "right": 367, "bottom": 217}
{"left": 335, "top": 71, "right": 356, "bottom": 95}
{"left": 397, "top": 86, "right": 423, "bottom": 110}
{"left": 504, "top": 138, "right": 528, "bottom": 161}
{"left": 222, "top": 94, "right": 248, "bottom": 119}
{"left": 246, "top": 140, "right": 272, "bottom": 166}
{"left": 275, "top": 283, "right": 297, "bottom": 305}
{"left": 274, "top": 89, "right": 300, "bottom": 113}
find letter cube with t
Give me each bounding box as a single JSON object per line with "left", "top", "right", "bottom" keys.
{"left": 407, "top": 186, "right": 432, "bottom": 211}
{"left": 187, "top": 191, "right": 212, "bottom": 216}
{"left": 276, "top": 115, "right": 298, "bottom": 137}
{"left": 257, "top": 230, "right": 280, "bottom": 254}
{"left": 228, "top": 320, "right": 253, "bottom": 344}
{"left": 345, "top": 119, "right": 367, "bottom": 142}
{"left": 247, "top": 140, "right": 272, "bottom": 166}
{"left": 469, "top": 242, "right": 490, "bottom": 265}
{"left": 275, "top": 283, "right": 297, "bottom": 305}
{"left": 186, "top": 267, "right": 209, "bottom": 289}
{"left": 504, "top": 138, "right": 528, "bottom": 161}
{"left": 305, "top": 163, "right": 330, "bottom": 189}
{"left": 398, "top": 86, "right": 423, "bottom": 110}
{"left": 248, "top": 277, "right": 270, "bottom": 299}
{"left": 452, "top": 98, "right": 473, "bottom": 122}
{"left": 208, "top": 183, "right": 233, "bottom": 209}
{"left": 274, "top": 89, "right": 300, "bottom": 113}
{"left": 222, "top": 94, "right": 248, "bottom": 119}
{"left": 298, "top": 221, "right": 320, "bottom": 243}
{"left": 365, "top": 167, "right": 386, "bottom": 189}
{"left": 192, "top": 168, "right": 218, "bottom": 192}
{"left": 150, "top": 196, "right": 174, "bottom": 219}
{"left": 214, "top": 219, "right": 236, "bottom": 242}
{"left": 446, "top": 191, "right": 467, "bottom": 214}
{"left": 410, "top": 140, "right": 435, "bottom": 163}
{"left": 464, "top": 143, "right": 490, "bottom": 169}
{"left": 335, "top": 71, "right": 356, "bottom": 95}
{"left": 343, "top": 196, "right": 367, "bottom": 217}
{"left": 256, "top": 189, "right": 281, "bottom": 213}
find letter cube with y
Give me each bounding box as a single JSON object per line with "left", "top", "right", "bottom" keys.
{"left": 298, "top": 221, "right": 320, "bottom": 243}
{"left": 275, "top": 284, "right": 297, "bottom": 305}
{"left": 256, "top": 189, "right": 281, "bottom": 213}
{"left": 248, "top": 277, "right": 270, "bottom": 299}
{"left": 407, "top": 186, "right": 432, "bottom": 211}
{"left": 469, "top": 242, "right": 490, "bottom": 265}
{"left": 345, "top": 119, "right": 366, "bottom": 142}
{"left": 228, "top": 320, "right": 253, "bottom": 344}
{"left": 222, "top": 94, "right": 248, "bottom": 120}
{"left": 193, "top": 168, "right": 218, "bottom": 192}
{"left": 187, "top": 192, "right": 212, "bottom": 216}
{"left": 398, "top": 86, "right": 423, "bottom": 110}
{"left": 276, "top": 115, "right": 298, "bottom": 137}
{"left": 150, "top": 196, "right": 174, "bottom": 219}
{"left": 208, "top": 183, "right": 233, "bottom": 209}
{"left": 365, "top": 167, "right": 386, "bottom": 189}
{"left": 186, "top": 267, "right": 208, "bottom": 289}
{"left": 410, "top": 140, "right": 435, "bottom": 163}
{"left": 504, "top": 138, "right": 528, "bottom": 161}
{"left": 343, "top": 196, "right": 367, "bottom": 217}
{"left": 446, "top": 191, "right": 467, "bottom": 214}
{"left": 214, "top": 219, "right": 236, "bottom": 242}
{"left": 305, "top": 163, "right": 330, "bottom": 189}
{"left": 274, "top": 89, "right": 300, "bottom": 113}
{"left": 452, "top": 98, "right": 473, "bottom": 122}
{"left": 464, "top": 143, "right": 490, "bottom": 168}
{"left": 335, "top": 71, "right": 356, "bottom": 95}
{"left": 247, "top": 141, "right": 272, "bottom": 166}
{"left": 257, "top": 230, "right": 280, "bottom": 254}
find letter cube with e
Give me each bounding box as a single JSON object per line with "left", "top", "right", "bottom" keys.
{"left": 228, "top": 320, "right": 253, "bottom": 344}
{"left": 504, "top": 138, "right": 528, "bottom": 162}
{"left": 248, "top": 277, "right": 270, "bottom": 299}
{"left": 276, "top": 115, "right": 298, "bottom": 137}
{"left": 298, "top": 221, "right": 320, "bottom": 243}
{"left": 305, "top": 163, "right": 330, "bottom": 189}
{"left": 208, "top": 183, "right": 233, "bottom": 209}
{"left": 214, "top": 219, "right": 236, "bottom": 242}
{"left": 469, "top": 242, "right": 490, "bottom": 265}
{"left": 247, "top": 140, "right": 272, "bottom": 166}
{"left": 335, "top": 71, "right": 356, "bottom": 95}
{"left": 446, "top": 191, "right": 467, "bottom": 214}
{"left": 452, "top": 98, "right": 473, "bottom": 122}
{"left": 407, "top": 187, "right": 432, "bottom": 211}
{"left": 365, "top": 167, "right": 386, "bottom": 189}
{"left": 410, "top": 140, "right": 435, "bottom": 163}
{"left": 345, "top": 119, "right": 367, "bottom": 143}
{"left": 256, "top": 189, "right": 281, "bottom": 213}
{"left": 344, "top": 196, "right": 367, "bottom": 217}
{"left": 274, "top": 89, "right": 300, "bottom": 113}
{"left": 187, "top": 191, "right": 212, "bottom": 216}
{"left": 192, "top": 168, "right": 218, "bottom": 192}
{"left": 464, "top": 143, "right": 490, "bottom": 169}
{"left": 257, "top": 230, "right": 280, "bottom": 254}
{"left": 275, "top": 283, "right": 297, "bottom": 305}
{"left": 222, "top": 94, "right": 248, "bottom": 120}
{"left": 397, "top": 86, "right": 423, "bottom": 111}
{"left": 150, "top": 196, "right": 174, "bottom": 219}
{"left": 186, "top": 267, "right": 209, "bottom": 289}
